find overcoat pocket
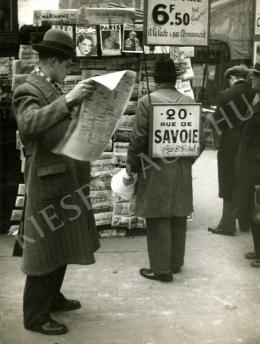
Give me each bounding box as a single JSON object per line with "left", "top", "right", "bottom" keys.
{"left": 35, "top": 161, "right": 71, "bottom": 202}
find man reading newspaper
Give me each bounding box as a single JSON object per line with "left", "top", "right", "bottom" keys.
{"left": 12, "top": 28, "right": 100, "bottom": 336}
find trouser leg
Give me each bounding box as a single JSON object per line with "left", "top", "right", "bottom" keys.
{"left": 251, "top": 223, "right": 260, "bottom": 256}
{"left": 23, "top": 265, "right": 66, "bottom": 328}
{"left": 171, "top": 217, "right": 187, "bottom": 269}
{"left": 237, "top": 192, "right": 252, "bottom": 232}
{"left": 146, "top": 218, "right": 171, "bottom": 274}
{"left": 52, "top": 265, "right": 67, "bottom": 304}
{"left": 218, "top": 198, "right": 236, "bottom": 233}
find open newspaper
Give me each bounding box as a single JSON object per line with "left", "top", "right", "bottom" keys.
{"left": 53, "top": 70, "right": 136, "bottom": 161}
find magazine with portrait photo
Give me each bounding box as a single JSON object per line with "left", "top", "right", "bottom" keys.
{"left": 75, "top": 25, "right": 98, "bottom": 57}
{"left": 123, "top": 24, "right": 143, "bottom": 54}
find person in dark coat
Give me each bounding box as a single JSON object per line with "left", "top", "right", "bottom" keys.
{"left": 12, "top": 29, "right": 100, "bottom": 335}
{"left": 208, "top": 66, "right": 255, "bottom": 236}
{"left": 237, "top": 62, "right": 260, "bottom": 267}
{"left": 125, "top": 58, "right": 204, "bottom": 282}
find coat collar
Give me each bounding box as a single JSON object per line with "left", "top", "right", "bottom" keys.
{"left": 233, "top": 79, "right": 246, "bottom": 86}
{"left": 25, "top": 73, "right": 62, "bottom": 103}
{"left": 155, "top": 82, "right": 177, "bottom": 91}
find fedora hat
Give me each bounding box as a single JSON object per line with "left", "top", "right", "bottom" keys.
{"left": 32, "top": 28, "right": 75, "bottom": 58}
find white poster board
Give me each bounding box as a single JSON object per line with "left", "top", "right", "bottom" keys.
{"left": 150, "top": 103, "right": 201, "bottom": 158}
{"left": 144, "top": 0, "right": 209, "bottom": 46}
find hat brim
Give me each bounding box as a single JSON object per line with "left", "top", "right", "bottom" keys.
{"left": 32, "top": 43, "right": 75, "bottom": 58}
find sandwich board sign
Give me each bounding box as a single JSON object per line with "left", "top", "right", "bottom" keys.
{"left": 149, "top": 103, "right": 201, "bottom": 157}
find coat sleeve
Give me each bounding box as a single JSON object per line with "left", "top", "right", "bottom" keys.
{"left": 13, "top": 84, "right": 70, "bottom": 143}
{"left": 252, "top": 112, "right": 260, "bottom": 158}
{"left": 212, "top": 91, "right": 228, "bottom": 132}
{"left": 126, "top": 98, "right": 150, "bottom": 173}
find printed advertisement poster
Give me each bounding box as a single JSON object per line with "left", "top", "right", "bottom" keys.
{"left": 75, "top": 25, "right": 98, "bottom": 57}
{"left": 33, "top": 10, "right": 77, "bottom": 25}
{"left": 150, "top": 103, "right": 201, "bottom": 157}
{"left": 77, "top": 7, "right": 135, "bottom": 25}
{"left": 144, "top": 0, "right": 209, "bottom": 46}
{"left": 100, "top": 24, "right": 121, "bottom": 56}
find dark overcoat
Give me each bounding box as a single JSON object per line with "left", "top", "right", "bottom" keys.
{"left": 236, "top": 101, "right": 260, "bottom": 219}
{"left": 127, "top": 83, "right": 200, "bottom": 218}
{"left": 13, "top": 73, "right": 100, "bottom": 276}
{"left": 213, "top": 80, "right": 255, "bottom": 200}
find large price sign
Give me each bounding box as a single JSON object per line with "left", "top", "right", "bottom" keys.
{"left": 149, "top": 103, "right": 201, "bottom": 158}
{"left": 144, "top": 0, "right": 209, "bottom": 46}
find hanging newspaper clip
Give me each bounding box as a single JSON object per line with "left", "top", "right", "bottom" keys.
{"left": 144, "top": 0, "right": 209, "bottom": 46}
{"left": 149, "top": 103, "right": 202, "bottom": 158}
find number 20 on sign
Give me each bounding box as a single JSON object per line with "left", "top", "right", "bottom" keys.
{"left": 144, "top": 0, "right": 209, "bottom": 46}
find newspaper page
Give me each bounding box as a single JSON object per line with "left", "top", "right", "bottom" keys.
{"left": 53, "top": 70, "right": 136, "bottom": 161}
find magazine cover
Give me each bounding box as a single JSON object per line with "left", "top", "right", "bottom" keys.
{"left": 123, "top": 24, "right": 143, "bottom": 53}
{"left": 100, "top": 24, "right": 121, "bottom": 56}
{"left": 51, "top": 24, "right": 73, "bottom": 38}
{"left": 75, "top": 25, "right": 98, "bottom": 57}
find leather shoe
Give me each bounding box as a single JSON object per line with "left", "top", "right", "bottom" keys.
{"left": 172, "top": 267, "right": 181, "bottom": 274}
{"left": 251, "top": 259, "right": 260, "bottom": 268}
{"left": 51, "top": 299, "right": 81, "bottom": 312}
{"left": 139, "top": 268, "right": 173, "bottom": 282}
{"left": 245, "top": 251, "right": 260, "bottom": 260}
{"left": 208, "top": 227, "right": 235, "bottom": 236}
{"left": 25, "top": 317, "right": 68, "bottom": 335}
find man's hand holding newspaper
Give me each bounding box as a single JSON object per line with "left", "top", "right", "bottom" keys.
{"left": 65, "top": 79, "right": 96, "bottom": 107}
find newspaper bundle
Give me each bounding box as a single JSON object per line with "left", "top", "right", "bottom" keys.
{"left": 113, "top": 129, "right": 132, "bottom": 143}
{"left": 53, "top": 70, "right": 136, "bottom": 161}
{"left": 112, "top": 142, "right": 129, "bottom": 166}
{"left": 117, "top": 114, "right": 135, "bottom": 129}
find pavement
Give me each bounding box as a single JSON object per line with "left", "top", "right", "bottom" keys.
{"left": 0, "top": 150, "right": 260, "bottom": 344}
